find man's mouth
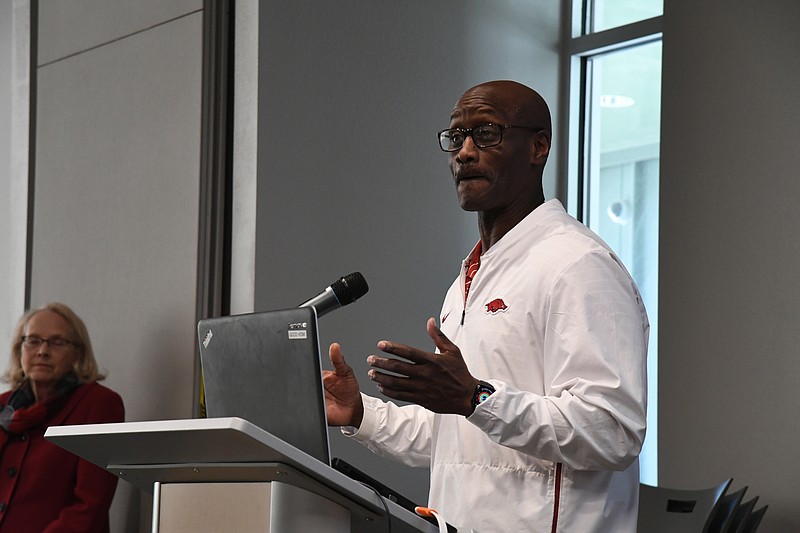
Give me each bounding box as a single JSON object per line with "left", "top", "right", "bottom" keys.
{"left": 456, "top": 174, "right": 486, "bottom": 183}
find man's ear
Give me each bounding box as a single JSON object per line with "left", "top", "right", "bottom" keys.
{"left": 530, "top": 130, "right": 551, "bottom": 165}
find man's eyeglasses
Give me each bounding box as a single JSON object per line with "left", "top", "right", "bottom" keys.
{"left": 21, "top": 335, "right": 77, "bottom": 350}
{"left": 438, "top": 123, "right": 542, "bottom": 152}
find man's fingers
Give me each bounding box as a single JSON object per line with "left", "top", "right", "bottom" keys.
{"left": 368, "top": 368, "right": 416, "bottom": 394}
{"left": 368, "top": 355, "right": 415, "bottom": 376}
{"left": 377, "top": 339, "right": 428, "bottom": 363}
{"left": 375, "top": 318, "right": 455, "bottom": 363}
{"left": 426, "top": 317, "right": 457, "bottom": 354}
{"left": 329, "top": 342, "right": 341, "bottom": 363}
{"left": 329, "top": 342, "right": 351, "bottom": 374}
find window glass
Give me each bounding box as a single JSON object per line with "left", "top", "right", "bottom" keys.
{"left": 584, "top": 41, "right": 661, "bottom": 484}
{"left": 589, "top": 0, "right": 663, "bottom": 33}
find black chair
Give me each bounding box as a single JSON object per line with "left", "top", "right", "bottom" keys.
{"left": 637, "top": 478, "right": 732, "bottom": 533}
{"left": 707, "top": 485, "right": 747, "bottom": 533}
{"left": 739, "top": 505, "right": 768, "bottom": 533}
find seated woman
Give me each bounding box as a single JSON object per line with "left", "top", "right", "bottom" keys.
{"left": 0, "top": 302, "right": 125, "bottom": 532}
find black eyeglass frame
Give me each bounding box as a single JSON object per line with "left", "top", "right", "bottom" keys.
{"left": 437, "top": 123, "right": 543, "bottom": 152}
{"left": 20, "top": 335, "right": 79, "bottom": 350}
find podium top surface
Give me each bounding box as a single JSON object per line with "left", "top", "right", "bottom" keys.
{"left": 45, "top": 417, "right": 304, "bottom": 467}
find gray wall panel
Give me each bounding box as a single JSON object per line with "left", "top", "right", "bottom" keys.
{"left": 660, "top": 1, "right": 800, "bottom": 531}
{"left": 32, "top": 7, "right": 204, "bottom": 532}
{"left": 37, "top": 0, "right": 202, "bottom": 66}
{"left": 33, "top": 4, "right": 202, "bottom": 426}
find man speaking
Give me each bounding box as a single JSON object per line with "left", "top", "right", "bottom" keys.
{"left": 324, "top": 80, "right": 649, "bottom": 532}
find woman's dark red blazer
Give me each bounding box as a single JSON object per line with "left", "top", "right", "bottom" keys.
{"left": 0, "top": 382, "right": 124, "bottom": 532}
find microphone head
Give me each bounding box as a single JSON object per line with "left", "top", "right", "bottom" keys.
{"left": 331, "top": 272, "right": 369, "bottom": 306}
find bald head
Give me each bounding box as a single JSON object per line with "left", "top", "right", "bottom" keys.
{"left": 454, "top": 80, "right": 552, "bottom": 135}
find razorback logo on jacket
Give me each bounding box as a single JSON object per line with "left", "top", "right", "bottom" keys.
{"left": 485, "top": 298, "right": 508, "bottom": 314}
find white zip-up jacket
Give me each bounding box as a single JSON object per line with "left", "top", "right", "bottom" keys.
{"left": 350, "top": 200, "right": 649, "bottom": 532}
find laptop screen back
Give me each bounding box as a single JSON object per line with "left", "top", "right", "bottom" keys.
{"left": 197, "top": 307, "right": 330, "bottom": 464}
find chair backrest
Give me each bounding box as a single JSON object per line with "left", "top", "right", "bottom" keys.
{"left": 707, "top": 486, "right": 747, "bottom": 533}
{"left": 637, "top": 478, "right": 732, "bottom": 533}
{"left": 729, "top": 497, "right": 760, "bottom": 533}
{"left": 739, "top": 505, "right": 768, "bottom": 533}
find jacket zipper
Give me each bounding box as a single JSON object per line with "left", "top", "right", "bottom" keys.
{"left": 551, "top": 462, "right": 563, "bottom": 533}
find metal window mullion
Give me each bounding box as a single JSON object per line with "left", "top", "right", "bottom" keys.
{"left": 571, "top": 15, "right": 663, "bottom": 57}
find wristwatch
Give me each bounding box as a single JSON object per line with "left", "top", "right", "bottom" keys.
{"left": 470, "top": 380, "right": 495, "bottom": 412}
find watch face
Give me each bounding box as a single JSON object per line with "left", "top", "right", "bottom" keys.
{"left": 477, "top": 389, "right": 493, "bottom": 403}
{"left": 472, "top": 381, "right": 495, "bottom": 410}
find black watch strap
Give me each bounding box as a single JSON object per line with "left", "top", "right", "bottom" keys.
{"left": 470, "top": 380, "right": 495, "bottom": 412}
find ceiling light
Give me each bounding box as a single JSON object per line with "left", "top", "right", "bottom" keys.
{"left": 600, "top": 94, "right": 635, "bottom": 108}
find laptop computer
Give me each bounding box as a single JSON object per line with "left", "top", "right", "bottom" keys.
{"left": 198, "top": 307, "right": 330, "bottom": 464}
{"left": 198, "top": 307, "right": 456, "bottom": 531}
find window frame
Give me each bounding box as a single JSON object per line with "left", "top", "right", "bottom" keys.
{"left": 559, "top": 2, "right": 663, "bottom": 484}
{"left": 559, "top": 8, "right": 663, "bottom": 218}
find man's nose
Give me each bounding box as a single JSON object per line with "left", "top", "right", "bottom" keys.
{"left": 455, "top": 136, "right": 479, "bottom": 163}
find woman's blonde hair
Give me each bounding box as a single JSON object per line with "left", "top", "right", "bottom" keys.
{"left": 3, "top": 302, "right": 105, "bottom": 388}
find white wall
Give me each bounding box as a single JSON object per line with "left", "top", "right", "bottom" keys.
{"left": 230, "top": 0, "right": 258, "bottom": 315}
{"left": 660, "top": 1, "right": 800, "bottom": 531}
{"left": 0, "top": 0, "right": 29, "bottom": 362}
{"left": 253, "top": 0, "right": 561, "bottom": 507}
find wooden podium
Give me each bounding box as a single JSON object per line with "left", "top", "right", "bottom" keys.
{"left": 45, "top": 417, "right": 439, "bottom": 533}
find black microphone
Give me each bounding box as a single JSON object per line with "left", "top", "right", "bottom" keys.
{"left": 298, "top": 272, "right": 369, "bottom": 318}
